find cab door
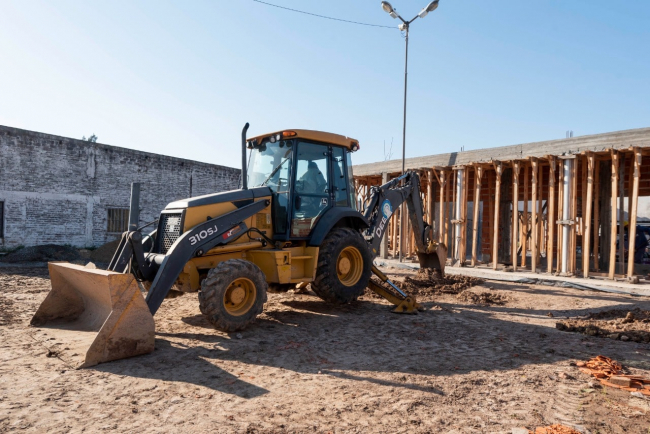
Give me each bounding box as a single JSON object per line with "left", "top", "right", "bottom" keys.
{"left": 290, "top": 141, "right": 332, "bottom": 238}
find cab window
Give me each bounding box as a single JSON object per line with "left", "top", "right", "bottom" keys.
{"left": 291, "top": 142, "right": 330, "bottom": 237}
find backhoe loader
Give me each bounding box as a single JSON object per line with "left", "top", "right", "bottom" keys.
{"left": 31, "top": 124, "right": 447, "bottom": 368}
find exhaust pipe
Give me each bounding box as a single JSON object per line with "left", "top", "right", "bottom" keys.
{"left": 241, "top": 122, "right": 250, "bottom": 190}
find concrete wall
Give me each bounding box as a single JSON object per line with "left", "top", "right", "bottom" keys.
{"left": 0, "top": 125, "right": 240, "bottom": 248}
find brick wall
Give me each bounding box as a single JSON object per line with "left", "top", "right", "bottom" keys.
{"left": 0, "top": 125, "right": 240, "bottom": 247}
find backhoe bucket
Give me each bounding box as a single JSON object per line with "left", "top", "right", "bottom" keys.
{"left": 417, "top": 243, "right": 447, "bottom": 275}
{"left": 30, "top": 262, "right": 155, "bottom": 368}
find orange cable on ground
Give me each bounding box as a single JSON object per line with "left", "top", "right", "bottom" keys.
{"left": 576, "top": 355, "right": 650, "bottom": 396}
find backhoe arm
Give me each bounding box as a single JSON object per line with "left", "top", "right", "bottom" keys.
{"left": 361, "top": 171, "right": 447, "bottom": 314}
{"left": 363, "top": 171, "right": 446, "bottom": 272}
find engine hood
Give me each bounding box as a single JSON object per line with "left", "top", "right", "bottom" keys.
{"left": 165, "top": 186, "right": 272, "bottom": 210}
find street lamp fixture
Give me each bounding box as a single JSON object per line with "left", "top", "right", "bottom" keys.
{"left": 380, "top": 0, "right": 440, "bottom": 262}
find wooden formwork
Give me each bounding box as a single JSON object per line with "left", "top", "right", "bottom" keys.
{"left": 354, "top": 142, "right": 650, "bottom": 281}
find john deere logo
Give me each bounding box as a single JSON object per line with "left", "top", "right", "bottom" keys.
{"left": 375, "top": 200, "right": 394, "bottom": 239}
{"left": 381, "top": 200, "right": 393, "bottom": 218}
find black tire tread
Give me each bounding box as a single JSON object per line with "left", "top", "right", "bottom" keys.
{"left": 311, "top": 227, "right": 372, "bottom": 304}
{"left": 198, "top": 259, "right": 268, "bottom": 332}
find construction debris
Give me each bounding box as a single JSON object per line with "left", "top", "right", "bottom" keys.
{"left": 556, "top": 308, "right": 650, "bottom": 343}
{"left": 576, "top": 355, "right": 650, "bottom": 396}
{"left": 400, "top": 268, "right": 483, "bottom": 295}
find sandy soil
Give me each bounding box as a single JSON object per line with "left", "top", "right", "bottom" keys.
{"left": 1, "top": 265, "right": 650, "bottom": 433}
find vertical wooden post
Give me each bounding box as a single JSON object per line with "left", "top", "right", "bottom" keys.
{"left": 452, "top": 168, "right": 459, "bottom": 259}
{"left": 444, "top": 171, "right": 454, "bottom": 251}
{"left": 392, "top": 207, "right": 399, "bottom": 257}
{"left": 618, "top": 154, "right": 626, "bottom": 275}
{"left": 593, "top": 161, "right": 600, "bottom": 271}
{"left": 471, "top": 166, "right": 483, "bottom": 266}
{"left": 438, "top": 170, "right": 446, "bottom": 244}
{"left": 426, "top": 170, "right": 433, "bottom": 226}
{"left": 531, "top": 158, "right": 539, "bottom": 272}
{"left": 492, "top": 162, "right": 503, "bottom": 270}
{"left": 627, "top": 148, "right": 642, "bottom": 278}
{"left": 538, "top": 164, "right": 544, "bottom": 264}
{"left": 488, "top": 171, "right": 495, "bottom": 264}
{"left": 570, "top": 158, "right": 578, "bottom": 274}
{"left": 583, "top": 153, "right": 595, "bottom": 277}
{"left": 556, "top": 164, "right": 564, "bottom": 272}
{"left": 522, "top": 163, "right": 529, "bottom": 268}
{"left": 609, "top": 151, "right": 619, "bottom": 279}
{"left": 547, "top": 158, "right": 556, "bottom": 273}
{"left": 461, "top": 168, "right": 469, "bottom": 267}
{"left": 581, "top": 156, "right": 588, "bottom": 240}
{"left": 512, "top": 162, "right": 520, "bottom": 271}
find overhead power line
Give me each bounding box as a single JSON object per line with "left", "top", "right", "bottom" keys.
{"left": 252, "top": 0, "right": 395, "bottom": 29}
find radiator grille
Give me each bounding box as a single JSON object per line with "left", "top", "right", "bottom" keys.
{"left": 160, "top": 213, "right": 183, "bottom": 254}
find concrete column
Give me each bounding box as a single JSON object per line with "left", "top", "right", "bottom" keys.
{"left": 561, "top": 159, "right": 572, "bottom": 274}
{"left": 454, "top": 168, "right": 465, "bottom": 261}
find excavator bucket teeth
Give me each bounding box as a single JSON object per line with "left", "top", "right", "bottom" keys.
{"left": 417, "top": 243, "right": 447, "bottom": 275}
{"left": 30, "top": 262, "right": 155, "bottom": 368}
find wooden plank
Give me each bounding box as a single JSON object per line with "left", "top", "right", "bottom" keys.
{"left": 512, "top": 162, "right": 520, "bottom": 271}
{"left": 609, "top": 150, "right": 619, "bottom": 279}
{"left": 547, "top": 157, "right": 556, "bottom": 273}
{"left": 531, "top": 158, "right": 539, "bottom": 272}
{"left": 522, "top": 163, "right": 529, "bottom": 268}
{"left": 627, "top": 148, "right": 642, "bottom": 277}
{"left": 471, "top": 166, "right": 483, "bottom": 266}
{"left": 593, "top": 161, "right": 600, "bottom": 271}
{"left": 583, "top": 153, "right": 595, "bottom": 277}
{"left": 493, "top": 162, "right": 503, "bottom": 270}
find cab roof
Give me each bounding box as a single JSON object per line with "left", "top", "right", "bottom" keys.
{"left": 249, "top": 129, "right": 359, "bottom": 151}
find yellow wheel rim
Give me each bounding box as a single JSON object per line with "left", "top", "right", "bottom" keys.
{"left": 337, "top": 246, "right": 363, "bottom": 287}
{"left": 223, "top": 278, "right": 256, "bottom": 316}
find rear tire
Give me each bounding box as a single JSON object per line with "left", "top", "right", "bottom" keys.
{"left": 311, "top": 227, "right": 372, "bottom": 304}
{"left": 198, "top": 259, "right": 268, "bottom": 332}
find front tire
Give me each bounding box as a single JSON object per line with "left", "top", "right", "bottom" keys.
{"left": 311, "top": 227, "right": 372, "bottom": 304}
{"left": 198, "top": 259, "right": 268, "bottom": 332}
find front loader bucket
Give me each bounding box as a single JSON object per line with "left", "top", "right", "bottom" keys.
{"left": 30, "top": 262, "right": 155, "bottom": 368}
{"left": 417, "top": 243, "right": 448, "bottom": 276}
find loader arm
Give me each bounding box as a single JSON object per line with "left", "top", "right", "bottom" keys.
{"left": 109, "top": 198, "right": 271, "bottom": 315}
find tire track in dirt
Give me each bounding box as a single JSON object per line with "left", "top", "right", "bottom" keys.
{"left": 546, "top": 381, "right": 588, "bottom": 431}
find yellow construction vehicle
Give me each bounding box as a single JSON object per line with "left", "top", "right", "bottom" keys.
{"left": 31, "top": 124, "right": 446, "bottom": 367}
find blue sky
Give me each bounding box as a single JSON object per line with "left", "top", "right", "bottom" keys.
{"left": 1, "top": 0, "right": 648, "bottom": 168}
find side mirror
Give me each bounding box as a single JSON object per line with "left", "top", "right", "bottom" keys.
{"left": 295, "top": 196, "right": 302, "bottom": 210}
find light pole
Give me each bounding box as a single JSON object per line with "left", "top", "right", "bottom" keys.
{"left": 381, "top": 0, "right": 440, "bottom": 262}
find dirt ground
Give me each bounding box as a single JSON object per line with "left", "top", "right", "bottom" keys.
{"left": 1, "top": 265, "right": 650, "bottom": 433}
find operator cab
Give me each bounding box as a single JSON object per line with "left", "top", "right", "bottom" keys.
{"left": 246, "top": 129, "right": 360, "bottom": 241}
